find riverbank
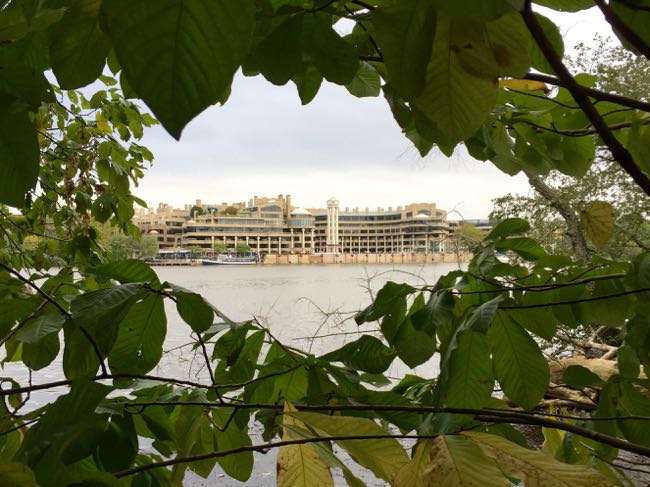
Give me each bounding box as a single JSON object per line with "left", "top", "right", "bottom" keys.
{"left": 262, "top": 251, "right": 471, "bottom": 265}
{"left": 150, "top": 252, "right": 471, "bottom": 266}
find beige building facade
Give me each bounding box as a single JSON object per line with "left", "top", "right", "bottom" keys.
{"left": 133, "top": 195, "right": 455, "bottom": 254}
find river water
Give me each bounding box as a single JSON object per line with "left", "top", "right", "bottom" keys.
{"left": 7, "top": 263, "right": 463, "bottom": 485}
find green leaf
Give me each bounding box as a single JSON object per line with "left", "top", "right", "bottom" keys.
{"left": 97, "top": 414, "right": 138, "bottom": 472}
{"left": 411, "top": 290, "right": 455, "bottom": 335}
{"left": 71, "top": 282, "right": 142, "bottom": 355}
{"left": 394, "top": 317, "right": 436, "bottom": 368}
{"left": 292, "top": 66, "right": 323, "bottom": 105}
{"left": 415, "top": 14, "right": 498, "bottom": 143}
{"left": 0, "top": 66, "right": 54, "bottom": 108}
{"left": 610, "top": 1, "right": 650, "bottom": 53}
{"left": 101, "top": 0, "right": 255, "bottom": 139}
{"left": 0, "top": 463, "right": 38, "bottom": 487}
{"left": 494, "top": 237, "right": 546, "bottom": 260}
{"left": 22, "top": 331, "right": 59, "bottom": 370}
{"left": 444, "top": 331, "right": 493, "bottom": 408}
{"left": 319, "top": 335, "right": 397, "bottom": 374}
{"left": 89, "top": 259, "right": 158, "bottom": 284}
{"left": 345, "top": 61, "right": 381, "bottom": 98}
{"left": 618, "top": 345, "right": 640, "bottom": 380}
{"left": 303, "top": 14, "right": 359, "bottom": 85}
{"left": 527, "top": 13, "right": 564, "bottom": 74}
{"left": 484, "top": 13, "right": 530, "bottom": 78}
{"left": 290, "top": 411, "right": 409, "bottom": 483}
{"left": 108, "top": 293, "right": 166, "bottom": 375}
{"left": 433, "top": 0, "right": 520, "bottom": 21}
{"left": 59, "top": 414, "right": 108, "bottom": 465}
{"left": 0, "top": 109, "right": 39, "bottom": 207}
{"left": 254, "top": 14, "right": 304, "bottom": 85}
{"left": 0, "top": 2, "right": 65, "bottom": 42}
{"left": 550, "top": 134, "right": 595, "bottom": 178}
{"left": 464, "top": 431, "right": 612, "bottom": 486}
{"left": 616, "top": 382, "right": 650, "bottom": 448}
{"left": 488, "top": 314, "right": 549, "bottom": 410}
{"left": 21, "top": 381, "right": 112, "bottom": 462}
{"left": 174, "top": 290, "right": 214, "bottom": 333}
{"left": 372, "top": 0, "right": 437, "bottom": 100}
{"left": 15, "top": 313, "right": 65, "bottom": 344}
{"left": 628, "top": 252, "right": 650, "bottom": 289}
{"left": 50, "top": 0, "right": 111, "bottom": 89}
{"left": 532, "top": 0, "right": 594, "bottom": 11}
{"left": 486, "top": 218, "right": 530, "bottom": 241}
{"left": 463, "top": 296, "right": 502, "bottom": 332}
{"left": 398, "top": 435, "right": 508, "bottom": 486}
{"left": 355, "top": 281, "right": 415, "bottom": 324}
{"left": 278, "top": 403, "right": 333, "bottom": 487}
{"left": 580, "top": 201, "right": 615, "bottom": 249}
{"left": 63, "top": 322, "right": 101, "bottom": 379}
{"left": 71, "top": 282, "right": 142, "bottom": 328}
{"left": 561, "top": 365, "right": 603, "bottom": 388}
{"left": 213, "top": 409, "right": 254, "bottom": 482}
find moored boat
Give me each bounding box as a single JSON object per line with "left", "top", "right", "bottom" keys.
{"left": 201, "top": 254, "right": 257, "bottom": 265}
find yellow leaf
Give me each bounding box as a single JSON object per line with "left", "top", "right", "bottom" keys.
{"left": 277, "top": 403, "right": 333, "bottom": 487}
{"left": 580, "top": 201, "right": 615, "bottom": 249}
{"left": 393, "top": 440, "right": 434, "bottom": 487}
{"left": 463, "top": 431, "right": 615, "bottom": 486}
{"left": 499, "top": 78, "right": 550, "bottom": 93}
{"left": 96, "top": 112, "right": 112, "bottom": 133}
{"left": 288, "top": 411, "right": 409, "bottom": 483}
{"left": 414, "top": 436, "right": 508, "bottom": 486}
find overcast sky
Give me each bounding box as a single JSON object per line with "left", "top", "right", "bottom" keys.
{"left": 135, "top": 7, "right": 611, "bottom": 219}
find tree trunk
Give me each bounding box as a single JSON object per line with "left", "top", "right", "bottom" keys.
{"left": 526, "top": 173, "right": 590, "bottom": 261}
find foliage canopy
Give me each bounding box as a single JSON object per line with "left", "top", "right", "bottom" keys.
{"left": 2, "top": 0, "right": 650, "bottom": 486}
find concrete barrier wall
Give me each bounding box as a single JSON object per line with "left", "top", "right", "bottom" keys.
{"left": 262, "top": 252, "right": 471, "bottom": 265}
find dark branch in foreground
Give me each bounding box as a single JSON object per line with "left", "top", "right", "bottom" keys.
{"left": 594, "top": 0, "right": 650, "bottom": 61}
{"left": 112, "top": 413, "right": 650, "bottom": 478}
{"left": 522, "top": 2, "right": 650, "bottom": 197}
{"left": 523, "top": 72, "right": 650, "bottom": 113}
{"left": 115, "top": 434, "right": 436, "bottom": 477}
{"left": 113, "top": 401, "right": 650, "bottom": 458}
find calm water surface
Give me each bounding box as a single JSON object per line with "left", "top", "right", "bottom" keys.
{"left": 157, "top": 263, "right": 461, "bottom": 378}
{"left": 8, "top": 263, "right": 463, "bottom": 486}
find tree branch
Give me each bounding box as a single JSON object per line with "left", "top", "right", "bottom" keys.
{"left": 522, "top": 2, "right": 650, "bottom": 197}
{"left": 594, "top": 0, "right": 650, "bottom": 61}
{"left": 500, "top": 286, "right": 650, "bottom": 309}
{"left": 556, "top": 333, "right": 618, "bottom": 353}
{"left": 526, "top": 174, "right": 590, "bottom": 261}
{"left": 523, "top": 72, "right": 650, "bottom": 113}
{"left": 115, "top": 433, "right": 438, "bottom": 477}
{"left": 107, "top": 402, "right": 650, "bottom": 478}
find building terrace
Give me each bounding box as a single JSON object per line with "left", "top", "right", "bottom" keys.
{"left": 133, "top": 194, "right": 459, "bottom": 254}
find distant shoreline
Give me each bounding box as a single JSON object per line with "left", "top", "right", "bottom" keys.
{"left": 149, "top": 252, "right": 472, "bottom": 266}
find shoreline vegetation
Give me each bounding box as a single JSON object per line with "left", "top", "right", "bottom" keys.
{"left": 148, "top": 252, "right": 473, "bottom": 266}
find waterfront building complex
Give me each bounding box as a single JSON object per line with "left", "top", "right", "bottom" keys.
{"left": 133, "top": 195, "right": 483, "bottom": 254}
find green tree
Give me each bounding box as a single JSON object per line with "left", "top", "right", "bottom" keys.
{"left": 223, "top": 206, "right": 239, "bottom": 216}
{"left": 236, "top": 243, "right": 252, "bottom": 255}
{"left": 450, "top": 223, "right": 485, "bottom": 252}
{"left": 491, "top": 36, "right": 650, "bottom": 261}
{"left": 138, "top": 235, "right": 159, "bottom": 259}
{"left": 2, "top": 1, "right": 650, "bottom": 485}
{"left": 189, "top": 205, "right": 204, "bottom": 217}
